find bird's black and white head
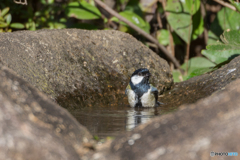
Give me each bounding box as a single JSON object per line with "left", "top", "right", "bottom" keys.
{"left": 130, "top": 68, "right": 151, "bottom": 86}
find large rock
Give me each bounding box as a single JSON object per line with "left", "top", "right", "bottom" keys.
{"left": 0, "top": 29, "right": 172, "bottom": 109}
{"left": 0, "top": 65, "right": 93, "bottom": 160}
{"left": 110, "top": 78, "right": 240, "bottom": 160}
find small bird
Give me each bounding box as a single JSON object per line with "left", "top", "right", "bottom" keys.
{"left": 125, "top": 68, "right": 160, "bottom": 107}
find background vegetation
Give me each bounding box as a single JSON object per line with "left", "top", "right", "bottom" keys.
{"left": 1, "top": 0, "right": 240, "bottom": 82}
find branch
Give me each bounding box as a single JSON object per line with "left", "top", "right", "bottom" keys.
{"left": 13, "top": 0, "right": 28, "bottom": 5}
{"left": 213, "top": 0, "right": 236, "bottom": 11}
{"left": 94, "top": 0, "right": 180, "bottom": 68}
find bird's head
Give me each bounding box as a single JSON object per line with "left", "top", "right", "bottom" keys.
{"left": 130, "top": 68, "right": 151, "bottom": 86}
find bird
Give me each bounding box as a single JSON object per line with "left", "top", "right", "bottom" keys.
{"left": 125, "top": 68, "right": 160, "bottom": 107}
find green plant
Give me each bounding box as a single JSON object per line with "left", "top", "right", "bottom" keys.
{"left": 0, "top": 7, "right": 25, "bottom": 32}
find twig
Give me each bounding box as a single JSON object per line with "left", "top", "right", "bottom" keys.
{"left": 229, "top": 0, "right": 240, "bottom": 12}
{"left": 157, "top": 12, "right": 163, "bottom": 29}
{"left": 213, "top": 0, "right": 236, "bottom": 11}
{"left": 13, "top": 0, "right": 27, "bottom": 5}
{"left": 94, "top": 0, "right": 180, "bottom": 68}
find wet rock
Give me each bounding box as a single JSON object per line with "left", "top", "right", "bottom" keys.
{"left": 110, "top": 78, "right": 240, "bottom": 160}
{"left": 0, "top": 29, "right": 172, "bottom": 109}
{"left": 161, "top": 55, "right": 240, "bottom": 109}
{"left": 0, "top": 65, "right": 94, "bottom": 160}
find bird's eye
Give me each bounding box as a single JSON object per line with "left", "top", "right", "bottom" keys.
{"left": 138, "top": 73, "right": 142, "bottom": 76}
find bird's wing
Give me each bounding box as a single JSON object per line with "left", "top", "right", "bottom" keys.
{"left": 150, "top": 84, "right": 158, "bottom": 102}
{"left": 125, "top": 83, "right": 131, "bottom": 95}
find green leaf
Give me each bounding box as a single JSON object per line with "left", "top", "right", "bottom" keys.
{"left": 59, "top": 18, "right": 67, "bottom": 23}
{"left": 5, "top": 14, "right": 12, "bottom": 25}
{"left": 209, "top": 7, "right": 240, "bottom": 42}
{"left": 10, "top": 23, "right": 25, "bottom": 29}
{"left": 157, "top": 29, "right": 169, "bottom": 46}
{"left": 181, "top": 57, "right": 215, "bottom": 73}
{"left": 25, "top": 21, "right": 36, "bottom": 30}
{"left": 125, "top": 0, "right": 143, "bottom": 17}
{"left": 0, "top": 22, "right": 8, "bottom": 28}
{"left": 1, "top": 7, "right": 10, "bottom": 17}
{"left": 53, "top": 22, "right": 66, "bottom": 29}
{"left": 192, "top": 8, "right": 204, "bottom": 40}
{"left": 29, "top": 21, "right": 36, "bottom": 30}
{"left": 188, "top": 67, "right": 214, "bottom": 79}
{"left": 166, "top": 0, "right": 192, "bottom": 43}
{"left": 173, "top": 57, "right": 215, "bottom": 82}
{"left": 172, "top": 32, "right": 182, "bottom": 45}
{"left": 111, "top": 11, "right": 150, "bottom": 33}
{"left": 207, "top": 30, "right": 219, "bottom": 45}
{"left": 185, "top": 0, "right": 201, "bottom": 15}
{"left": 65, "top": 1, "right": 101, "bottom": 20}
{"left": 172, "top": 70, "right": 184, "bottom": 82}
{"left": 202, "top": 30, "right": 240, "bottom": 64}
{"left": 48, "top": 0, "right": 54, "bottom": 4}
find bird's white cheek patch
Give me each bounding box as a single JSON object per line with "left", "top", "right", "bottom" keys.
{"left": 127, "top": 89, "right": 138, "bottom": 107}
{"left": 131, "top": 75, "right": 144, "bottom": 85}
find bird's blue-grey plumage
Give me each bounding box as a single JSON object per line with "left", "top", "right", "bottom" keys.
{"left": 125, "top": 68, "right": 160, "bottom": 107}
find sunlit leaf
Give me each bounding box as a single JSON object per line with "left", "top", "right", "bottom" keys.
{"left": 157, "top": 29, "right": 169, "bottom": 46}
{"left": 5, "top": 14, "right": 11, "bottom": 25}
{"left": 173, "top": 57, "right": 215, "bottom": 82}
{"left": 1, "top": 7, "right": 10, "bottom": 17}
{"left": 65, "top": 1, "right": 101, "bottom": 20}
{"left": 59, "top": 18, "right": 67, "bottom": 23}
{"left": 185, "top": 0, "right": 201, "bottom": 15}
{"left": 0, "top": 22, "right": 8, "bottom": 28}
{"left": 111, "top": 11, "right": 150, "bottom": 33}
{"left": 202, "top": 30, "right": 240, "bottom": 64}
{"left": 166, "top": 0, "right": 192, "bottom": 43}
{"left": 10, "top": 23, "right": 25, "bottom": 29}
{"left": 209, "top": 7, "right": 240, "bottom": 44}
{"left": 53, "top": 22, "right": 66, "bottom": 29}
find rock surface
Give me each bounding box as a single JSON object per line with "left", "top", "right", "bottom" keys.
{"left": 110, "top": 78, "right": 240, "bottom": 160}
{"left": 0, "top": 29, "right": 172, "bottom": 109}
{"left": 0, "top": 65, "right": 94, "bottom": 160}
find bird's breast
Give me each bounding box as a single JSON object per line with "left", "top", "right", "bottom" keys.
{"left": 126, "top": 89, "right": 138, "bottom": 107}
{"left": 140, "top": 88, "right": 156, "bottom": 107}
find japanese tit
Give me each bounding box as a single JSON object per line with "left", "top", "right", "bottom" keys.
{"left": 125, "top": 68, "right": 160, "bottom": 107}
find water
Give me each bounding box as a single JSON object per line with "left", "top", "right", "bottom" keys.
{"left": 70, "top": 103, "right": 176, "bottom": 138}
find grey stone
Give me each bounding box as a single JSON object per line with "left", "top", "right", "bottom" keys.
{"left": 110, "top": 78, "right": 240, "bottom": 160}
{"left": 0, "top": 29, "right": 172, "bottom": 109}
{"left": 0, "top": 65, "right": 93, "bottom": 160}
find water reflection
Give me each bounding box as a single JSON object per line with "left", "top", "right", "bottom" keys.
{"left": 126, "top": 107, "right": 159, "bottom": 131}
{"left": 70, "top": 105, "right": 161, "bottom": 138}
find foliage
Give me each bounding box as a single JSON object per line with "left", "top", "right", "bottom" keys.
{"left": 208, "top": 7, "right": 240, "bottom": 44}
{"left": 166, "top": 0, "right": 203, "bottom": 43}
{"left": 202, "top": 30, "right": 240, "bottom": 64}
{"left": 174, "top": 29, "right": 240, "bottom": 82}
{"left": 65, "top": 1, "right": 101, "bottom": 20}
{"left": 173, "top": 57, "right": 215, "bottom": 82}
{"left": 0, "top": 7, "right": 25, "bottom": 32}
{"left": 1, "top": 0, "right": 240, "bottom": 83}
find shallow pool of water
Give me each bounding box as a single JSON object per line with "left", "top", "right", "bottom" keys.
{"left": 70, "top": 103, "right": 177, "bottom": 138}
